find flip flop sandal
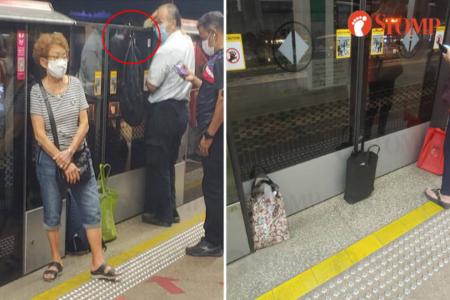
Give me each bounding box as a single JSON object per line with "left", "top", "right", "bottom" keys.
{"left": 43, "top": 261, "right": 63, "bottom": 282}
{"left": 91, "top": 263, "right": 119, "bottom": 282}
{"left": 425, "top": 188, "right": 450, "bottom": 209}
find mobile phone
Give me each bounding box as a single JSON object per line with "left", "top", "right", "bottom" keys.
{"left": 438, "top": 43, "right": 450, "bottom": 53}
{"left": 174, "top": 63, "right": 188, "bottom": 77}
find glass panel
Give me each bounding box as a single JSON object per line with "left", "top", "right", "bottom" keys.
{"left": 0, "top": 23, "right": 24, "bottom": 286}
{"left": 364, "top": 0, "right": 450, "bottom": 140}
{"left": 227, "top": 149, "right": 239, "bottom": 205}
{"left": 70, "top": 23, "right": 104, "bottom": 173}
{"left": 105, "top": 26, "right": 152, "bottom": 176}
{"left": 228, "top": 0, "right": 353, "bottom": 183}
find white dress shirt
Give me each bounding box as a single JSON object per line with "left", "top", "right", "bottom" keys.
{"left": 147, "top": 30, "right": 195, "bottom": 103}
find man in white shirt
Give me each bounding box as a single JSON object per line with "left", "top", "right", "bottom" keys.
{"left": 142, "top": 3, "right": 195, "bottom": 227}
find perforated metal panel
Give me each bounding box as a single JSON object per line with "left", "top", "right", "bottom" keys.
{"left": 230, "top": 83, "right": 436, "bottom": 181}
{"left": 0, "top": 236, "right": 15, "bottom": 259}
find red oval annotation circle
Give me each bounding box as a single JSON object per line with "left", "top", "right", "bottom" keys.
{"left": 101, "top": 9, "right": 161, "bottom": 65}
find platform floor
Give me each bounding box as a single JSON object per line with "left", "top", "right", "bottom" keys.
{"left": 227, "top": 164, "right": 445, "bottom": 300}
{"left": 0, "top": 197, "right": 223, "bottom": 300}
{"left": 120, "top": 254, "right": 223, "bottom": 300}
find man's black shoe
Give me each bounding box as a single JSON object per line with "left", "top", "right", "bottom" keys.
{"left": 173, "top": 210, "right": 180, "bottom": 223}
{"left": 141, "top": 213, "right": 171, "bottom": 227}
{"left": 186, "top": 238, "right": 223, "bottom": 257}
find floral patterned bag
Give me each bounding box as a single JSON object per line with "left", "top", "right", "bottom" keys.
{"left": 247, "top": 172, "right": 289, "bottom": 250}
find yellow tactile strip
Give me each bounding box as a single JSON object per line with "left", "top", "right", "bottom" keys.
{"left": 32, "top": 212, "right": 205, "bottom": 300}
{"left": 256, "top": 202, "right": 443, "bottom": 300}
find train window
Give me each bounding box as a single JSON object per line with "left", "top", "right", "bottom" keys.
{"left": 105, "top": 27, "right": 151, "bottom": 176}
{"left": 227, "top": 0, "right": 353, "bottom": 183}
{"left": 363, "top": 0, "right": 449, "bottom": 140}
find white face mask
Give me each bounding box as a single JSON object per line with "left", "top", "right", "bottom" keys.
{"left": 202, "top": 39, "right": 215, "bottom": 57}
{"left": 47, "top": 58, "right": 68, "bottom": 79}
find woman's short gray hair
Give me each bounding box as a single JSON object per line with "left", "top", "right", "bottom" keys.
{"left": 197, "top": 11, "right": 223, "bottom": 33}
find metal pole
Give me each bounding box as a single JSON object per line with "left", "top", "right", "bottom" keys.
{"left": 101, "top": 26, "right": 109, "bottom": 164}
{"left": 351, "top": 0, "right": 369, "bottom": 152}
{"left": 227, "top": 134, "right": 255, "bottom": 253}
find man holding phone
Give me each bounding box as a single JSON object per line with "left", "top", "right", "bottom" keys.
{"left": 183, "top": 11, "right": 224, "bottom": 257}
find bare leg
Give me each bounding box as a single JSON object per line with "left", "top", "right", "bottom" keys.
{"left": 44, "top": 230, "right": 63, "bottom": 280}
{"left": 85, "top": 227, "right": 108, "bottom": 271}
{"left": 47, "top": 230, "right": 63, "bottom": 262}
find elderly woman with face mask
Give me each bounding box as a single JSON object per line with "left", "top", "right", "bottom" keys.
{"left": 30, "top": 32, "right": 117, "bottom": 282}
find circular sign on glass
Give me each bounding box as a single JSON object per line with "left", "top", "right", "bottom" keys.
{"left": 272, "top": 21, "right": 313, "bottom": 73}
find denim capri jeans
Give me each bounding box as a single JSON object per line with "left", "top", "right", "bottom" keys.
{"left": 36, "top": 147, "right": 101, "bottom": 231}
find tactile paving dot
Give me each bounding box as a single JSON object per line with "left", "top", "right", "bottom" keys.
{"left": 59, "top": 223, "right": 204, "bottom": 300}
{"left": 302, "top": 209, "right": 450, "bottom": 299}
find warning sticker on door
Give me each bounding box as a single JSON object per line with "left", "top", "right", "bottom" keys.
{"left": 110, "top": 71, "right": 117, "bottom": 95}
{"left": 370, "top": 28, "right": 384, "bottom": 56}
{"left": 434, "top": 26, "right": 446, "bottom": 50}
{"left": 94, "top": 71, "right": 102, "bottom": 96}
{"left": 226, "top": 34, "right": 246, "bottom": 71}
{"left": 336, "top": 29, "right": 351, "bottom": 59}
{"left": 17, "top": 30, "right": 26, "bottom": 80}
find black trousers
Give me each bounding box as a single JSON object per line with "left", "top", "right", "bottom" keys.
{"left": 202, "top": 126, "right": 224, "bottom": 246}
{"left": 442, "top": 117, "right": 450, "bottom": 195}
{"left": 144, "top": 99, "right": 188, "bottom": 224}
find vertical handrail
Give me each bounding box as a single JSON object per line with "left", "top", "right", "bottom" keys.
{"left": 21, "top": 22, "right": 29, "bottom": 276}
{"left": 100, "top": 26, "right": 109, "bottom": 165}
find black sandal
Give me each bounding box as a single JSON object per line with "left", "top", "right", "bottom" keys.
{"left": 425, "top": 188, "right": 450, "bottom": 209}
{"left": 91, "top": 263, "right": 118, "bottom": 282}
{"left": 43, "top": 261, "right": 63, "bottom": 282}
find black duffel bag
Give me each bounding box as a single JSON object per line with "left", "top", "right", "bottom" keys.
{"left": 344, "top": 143, "right": 380, "bottom": 204}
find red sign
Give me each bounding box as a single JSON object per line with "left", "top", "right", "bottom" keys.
{"left": 374, "top": 15, "right": 441, "bottom": 36}
{"left": 16, "top": 30, "right": 25, "bottom": 80}
{"left": 348, "top": 11, "right": 372, "bottom": 37}
{"left": 148, "top": 276, "right": 184, "bottom": 294}
{"left": 347, "top": 10, "right": 441, "bottom": 37}
{"left": 226, "top": 48, "right": 240, "bottom": 64}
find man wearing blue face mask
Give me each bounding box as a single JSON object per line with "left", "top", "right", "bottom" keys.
{"left": 142, "top": 4, "right": 195, "bottom": 227}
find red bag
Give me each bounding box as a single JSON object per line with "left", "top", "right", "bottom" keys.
{"left": 417, "top": 128, "right": 445, "bottom": 175}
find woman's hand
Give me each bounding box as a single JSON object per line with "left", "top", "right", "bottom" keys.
{"left": 54, "top": 149, "right": 73, "bottom": 170}
{"left": 198, "top": 135, "right": 213, "bottom": 157}
{"left": 64, "top": 163, "right": 80, "bottom": 185}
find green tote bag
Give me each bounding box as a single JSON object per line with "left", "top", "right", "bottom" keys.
{"left": 98, "top": 163, "right": 118, "bottom": 242}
